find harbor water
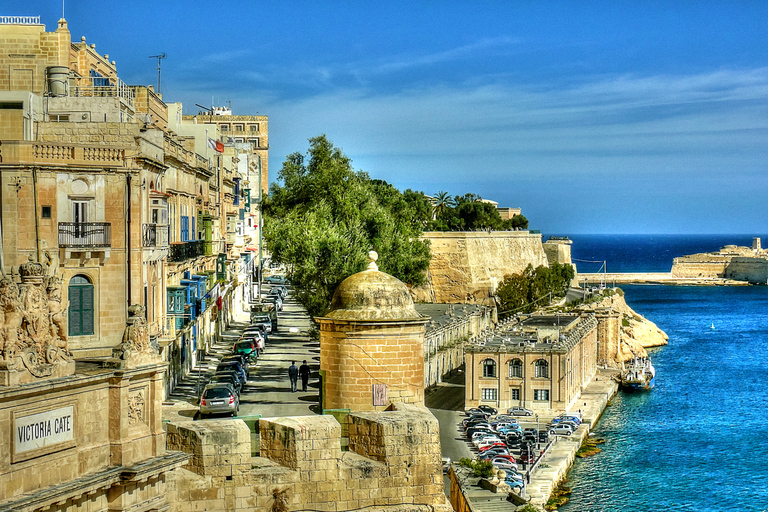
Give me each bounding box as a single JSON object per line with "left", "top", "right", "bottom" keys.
{"left": 557, "top": 235, "right": 768, "bottom": 511}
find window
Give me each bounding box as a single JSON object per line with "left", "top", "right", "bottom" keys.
{"left": 510, "top": 388, "right": 520, "bottom": 401}
{"left": 41, "top": 206, "right": 52, "bottom": 218}
{"left": 481, "top": 388, "right": 497, "bottom": 401}
{"left": 534, "top": 389, "right": 550, "bottom": 401}
{"left": 509, "top": 358, "right": 523, "bottom": 378}
{"left": 234, "top": 124, "right": 244, "bottom": 132}
{"left": 72, "top": 201, "right": 89, "bottom": 238}
{"left": 51, "top": 114, "right": 69, "bottom": 122}
{"left": 220, "top": 124, "right": 229, "bottom": 132}
{"left": 180, "top": 216, "right": 189, "bottom": 241}
{"left": 250, "top": 138, "right": 259, "bottom": 149}
{"left": 68, "top": 275, "right": 94, "bottom": 336}
{"left": 482, "top": 359, "right": 497, "bottom": 378}
{"left": 535, "top": 359, "right": 549, "bottom": 378}
{"left": 249, "top": 124, "right": 259, "bottom": 133}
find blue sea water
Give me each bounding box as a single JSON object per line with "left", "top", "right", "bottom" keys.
{"left": 555, "top": 235, "right": 768, "bottom": 512}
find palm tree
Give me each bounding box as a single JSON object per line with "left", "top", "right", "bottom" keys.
{"left": 433, "top": 191, "right": 454, "bottom": 220}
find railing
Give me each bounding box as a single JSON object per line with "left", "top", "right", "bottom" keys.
{"left": 58, "top": 222, "right": 111, "bottom": 248}
{"left": 0, "top": 16, "right": 40, "bottom": 24}
{"left": 0, "top": 141, "right": 126, "bottom": 168}
{"left": 70, "top": 76, "right": 134, "bottom": 107}
{"left": 168, "top": 240, "right": 205, "bottom": 262}
{"left": 142, "top": 224, "right": 169, "bottom": 248}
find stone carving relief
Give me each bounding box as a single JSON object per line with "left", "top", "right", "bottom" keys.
{"left": 113, "top": 304, "right": 159, "bottom": 362}
{"left": 128, "top": 388, "right": 146, "bottom": 426}
{"left": 0, "top": 255, "right": 72, "bottom": 377}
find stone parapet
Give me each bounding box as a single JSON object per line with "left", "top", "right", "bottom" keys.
{"left": 165, "top": 407, "right": 452, "bottom": 511}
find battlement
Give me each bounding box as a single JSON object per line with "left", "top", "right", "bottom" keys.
{"left": 165, "top": 404, "right": 451, "bottom": 511}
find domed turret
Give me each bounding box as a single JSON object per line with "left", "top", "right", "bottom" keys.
{"left": 325, "top": 252, "right": 423, "bottom": 321}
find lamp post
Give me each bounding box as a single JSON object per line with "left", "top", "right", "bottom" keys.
{"left": 535, "top": 413, "right": 540, "bottom": 450}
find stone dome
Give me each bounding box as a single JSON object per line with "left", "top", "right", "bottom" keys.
{"left": 324, "top": 252, "right": 424, "bottom": 321}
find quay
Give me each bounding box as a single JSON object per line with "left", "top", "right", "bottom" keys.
{"left": 578, "top": 272, "right": 748, "bottom": 286}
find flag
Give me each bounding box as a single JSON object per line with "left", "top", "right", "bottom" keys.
{"left": 207, "top": 137, "right": 224, "bottom": 153}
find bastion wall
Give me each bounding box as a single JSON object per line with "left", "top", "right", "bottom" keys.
{"left": 413, "top": 231, "right": 548, "bottom": 304}
{"left": 164, "top": 405, "right": 451, "bottom": 511}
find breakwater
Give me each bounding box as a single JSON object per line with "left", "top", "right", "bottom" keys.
{"left": 578, "top": 272, "right": 747, "bottom": 285}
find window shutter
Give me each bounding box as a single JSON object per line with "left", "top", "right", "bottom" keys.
{"left": 69, "top": 287, "right": 82, "bottom": 336}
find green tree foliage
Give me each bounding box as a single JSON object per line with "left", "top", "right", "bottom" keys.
{"left": 263, "top": 135, "right": 431, "bottom": 318}
{"left": 426, "top": 192, "right": 530, "bottom": 231}
{"left": 496, "top": 263, "right": 575, "bottom": 314}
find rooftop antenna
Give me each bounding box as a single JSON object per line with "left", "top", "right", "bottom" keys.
{"left": 62, "top": 0, "right": 65, "bottom": 18}
{"left": 149, "top": 53, "right": 166, "bottom": 94}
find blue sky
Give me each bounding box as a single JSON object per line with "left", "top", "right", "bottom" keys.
{"left": 15, "top": 1, "right": 768, "bottom": 234}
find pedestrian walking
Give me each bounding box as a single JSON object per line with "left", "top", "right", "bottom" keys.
{"left": 299, "top": 360, "right": 310, "bottom": 392}
{"left": 288, "top": 361, "right": 298, "bottom": 392}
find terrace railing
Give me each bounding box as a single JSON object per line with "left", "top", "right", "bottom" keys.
{"left": 58, "top": 222, "right": 111, "bottom": 248}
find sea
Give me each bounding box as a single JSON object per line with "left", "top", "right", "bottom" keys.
{"left": 553, "top": 234, "right": 768, "bottom": 512}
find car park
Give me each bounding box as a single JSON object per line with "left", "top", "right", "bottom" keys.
{"left": 549, "top": 424, "right": 574, "bottom": 436}
{"left": 507, "top": 406, "right": 534, "bottom": 416}
{"left": 199, "top": 384, "right": 239, "bottom": 417}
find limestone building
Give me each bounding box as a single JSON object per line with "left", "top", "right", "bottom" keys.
{"left": 0, "top": 16, "right": 266, "bottom": 395}
{"left": 465, "top": 314, "right": 598, "bottom": 413}
{"left": 316, "top": 252, "right": 429, "bottom": 411}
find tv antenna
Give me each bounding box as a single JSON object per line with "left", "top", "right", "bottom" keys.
{"left": 149, "top": 53, "right": 166, "bottom": 94}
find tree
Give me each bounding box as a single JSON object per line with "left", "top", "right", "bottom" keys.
{"left": 495, "top": 263, "right": 574, "bottom": 314}
{"left": 263, "top": 135, "right": 431, "bottom": 318}
{"left": 433, "top": 191, "right": 454, "bottom": 219}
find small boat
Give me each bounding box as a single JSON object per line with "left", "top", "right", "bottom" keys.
{"left": 621, "top": 357, "right": 655, "bottom": 391}
{"left": 710, "top": 322, "right": 715, "bottom": 330}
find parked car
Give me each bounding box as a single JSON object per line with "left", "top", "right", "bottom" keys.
{"left": 479, "top": 448, "right": 511, "bottom": 459}
{"left": 263, "top": 274, "right": 289, "bottom": 284}
{"left": 208, "top": 373, "right": 242, "bottom": 394}
{"left": 490, "top": 457, "right": 518, "bottom": 470}
{"left": 215, "top": 361, "right": 248, "bottom": 385}
{"left": 477, "top": 441, "right": 506, "bottom": 452}
{"left": 233, "top": 340, "right": 258, "bottom": 361}
{"left": 465, "top": 408, "right": 488, "bottom": 417}
{"left": 507, "top": 406, "right": 534, "bottom": 416}
{"left": 504, "top": 478, "right": 525, "bottom": 493}
{"left": 262, "top": 295, "right": 283, "bottom": 311}
{"left": 549, "top": 424, "right": 574, "bottom": 436}
{"left": 240, "top": 333, "right": 265, "bottom": 354}
{"left": 199, "top": 384, "right": 239, "bottom": 417}
{"left": 466, "top": 426, "right": 494, "bottom": 438}
{"left": 538, "top": 430, "right": 550, "bottom": 443}
{"left": 478, "top": 405, "right": 498, "bottom": 415}
{"left": 552, "top": 420, "right": 578, "bottom": 431}
{"left": 269, "top": 285, "right": 288, "bottom": 299}
{"left": 221, "top": 354, "right": 251, "bottom": 371}
{"left": 215, "top": 369, "right": 246, "bottom": 390}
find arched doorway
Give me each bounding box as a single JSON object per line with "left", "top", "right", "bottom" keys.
{"left": 68, "top": 275, "right": 94, "bottom": 336}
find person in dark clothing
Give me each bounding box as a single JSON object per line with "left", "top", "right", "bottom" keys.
{"left": 288, "top": 361, "right": 298, "bottom": 392}
{"left": 299, "top": 360, "right": 311, "bottom": 392}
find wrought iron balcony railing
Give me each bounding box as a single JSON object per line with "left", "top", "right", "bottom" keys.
{"left": 58, "top": 222, "right": 111, "bottom": 248}
{"left": 168, "top": 240, "right": 205, "bottom": 262}
{"left": 142, "top": 223, "right": 169, "bottom": 248}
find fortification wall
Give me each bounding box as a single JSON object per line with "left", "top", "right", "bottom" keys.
{"left": 413, "top": 231, "right": 547, "bottom": 304}
{"left": 165, "top": 406, "right": 451, "bottom": 511}
{"left": 725, "top": 258, "right": 768, "bottom": 284}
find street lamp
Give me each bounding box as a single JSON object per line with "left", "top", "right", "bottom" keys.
{"left": 535, "top": 413, "right": 540, "bottom": 450}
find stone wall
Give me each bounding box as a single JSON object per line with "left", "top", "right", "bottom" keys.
{"left": 165, "top": 406, "right": 452, "bottom": 511}
{"left": 413, "top": 231, "right": 548, "bottom": 304}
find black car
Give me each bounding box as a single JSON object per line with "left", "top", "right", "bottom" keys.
{"left": 478, "top": 405, "right": 498, "bottom": 415}
{"left": 208, "top": 373, "right": 242, "bottom": 394}
{"left": 215, "top": 369, "right": 246, "bottom": 390}
{"left": 216, "top": 361, "right": 248, "bottom": 384}
{"left": 538, "top": 430, "right": 550, "bottom": 443}
{"left": 221, "top": 354, "right": 250, "bottom": 372}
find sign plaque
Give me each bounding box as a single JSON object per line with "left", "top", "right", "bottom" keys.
{"left": 14, "top": 405, "right": 75, "bottom": 457}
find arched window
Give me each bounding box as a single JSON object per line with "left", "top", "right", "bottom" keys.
{"left": 482, "top": 359, "right": 497, "bottom": 378}
{"left": 68, "top": 275, "right": 94, "bottom": 336}
{"left": 509, "top": 358, "right": 523, "bottom": 378}
{"left": 535, "top": 359, "right": 549, "bottom": 379}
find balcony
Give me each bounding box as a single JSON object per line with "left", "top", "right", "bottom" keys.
{"left": 58, "top": 222, "right": 111, "bottom": 248}
{"left": 142, "top": 224, "right": 169, "bottom": 248}
{"left": 168, "top": 240, "right": 205, "bottom": 263}
{"left": 70, "top": 76, "right": 135, "bottom": 108}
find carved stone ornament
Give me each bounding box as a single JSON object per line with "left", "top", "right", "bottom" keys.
{"left": 113, "top": 304, "right": 160, "bottom": 367}
{"left": 128, "top": 388, "right": 146, "bottom": 426}
{"left": 0, "top": 255, "right": 73, "bottom": 383}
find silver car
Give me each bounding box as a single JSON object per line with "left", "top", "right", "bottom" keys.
{"left": 507, "top": 406, "right": 534, "bottom": 416}
{"left": 549, "top": 424, "right": 574, "bottom": 436}
{"left": 199, "top": 384, "right": 239, "bottom": 417}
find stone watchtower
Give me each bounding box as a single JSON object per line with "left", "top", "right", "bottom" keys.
{"left": 316, "top": 252, "right": 428, "bottom": 411}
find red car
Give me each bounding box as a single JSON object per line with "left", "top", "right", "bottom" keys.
{"left": 478, "top": 442, "right": 506, "bottom": 453}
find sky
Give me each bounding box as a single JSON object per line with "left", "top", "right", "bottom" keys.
{"left": 12, "top": 1, "right": 768, "bottom": 234}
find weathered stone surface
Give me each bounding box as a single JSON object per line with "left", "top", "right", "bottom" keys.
{"left": 412, "top": 231, "right": 548, "bottom": 304}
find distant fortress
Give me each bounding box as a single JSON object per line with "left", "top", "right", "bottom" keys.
{"left": 670, "top": 237, "right": 768, "bottom": 284}
{"left": 581, "top": 237, "right": 768, "bottom": 286}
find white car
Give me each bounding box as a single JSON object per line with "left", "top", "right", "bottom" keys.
{"left": 474, "top": 436, "right": 504, "bottom": 448}
{"left": 549, "top": 424, "right": 574, "bottom": 436}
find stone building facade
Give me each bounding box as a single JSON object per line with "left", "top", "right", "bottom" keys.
{"left": 465, "top": 314, "right": 598, "bottom": 413}
{"left": 0, "top": 16, "right": 266, "bottom": 395}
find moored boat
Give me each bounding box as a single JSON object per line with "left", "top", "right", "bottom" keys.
{"left": 621, "top": 357, "right": 655, "bottom": 390}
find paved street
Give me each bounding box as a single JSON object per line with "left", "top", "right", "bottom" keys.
{"left": 165, "top": 286, "right": 321, "bottom": 420}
